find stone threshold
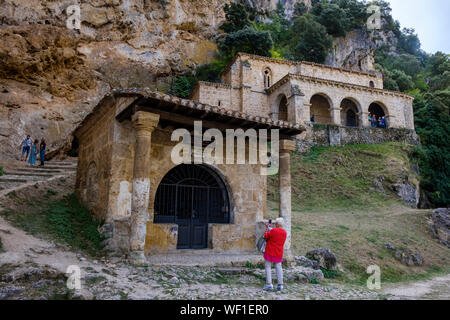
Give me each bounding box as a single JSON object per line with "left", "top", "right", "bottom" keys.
{"left": 145, "top": 251, "right": 264, "bottom": 267}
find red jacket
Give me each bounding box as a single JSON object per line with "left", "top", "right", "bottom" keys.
{"left": 264, "top": 227, "right": 287, "bottom": 259}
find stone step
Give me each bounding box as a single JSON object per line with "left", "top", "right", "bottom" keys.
{"left": 46, "top": 161, "right": 78, "bottom": 166}
{"left": 6, "top": 171, "right": 55, "bottom": 177}
{"left": 14, "top": 168, "right": 64, "bottom": 174}
{"left": 0, "top": 175, "right": 46, "bottom": 182}
{"left": 37, "top": 165, "right": 77, "bottom": 170}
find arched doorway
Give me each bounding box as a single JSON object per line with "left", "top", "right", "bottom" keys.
{"left": 154, "top": 164, "right": 231, "bottom": 249}
{"left": 369, "top": 102, "right": 388, "bottom": 128}
{"left": 278, "top": 95, "right": 288, "bottom": 121}
{"left": 340, "top": 98, "right": 359, "bottom": 127}
{"left": 310, "top": 94, "right": 332, "bottom": 124}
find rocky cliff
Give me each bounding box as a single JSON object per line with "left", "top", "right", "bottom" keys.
{"left": 325, "top": 19, "right": 398, "bottom": 72}
{"left": 0, "top": 0, "right": 227, "bottom": 159}
{"left": 0, "top": 0, "right": 389, "bottom": 159}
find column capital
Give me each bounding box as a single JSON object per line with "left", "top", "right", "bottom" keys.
{"left": 132, "top": 111, "right": 160, "bottom": 133}
{"left": 280, "top": 139, "right": 296, "bottom": 153}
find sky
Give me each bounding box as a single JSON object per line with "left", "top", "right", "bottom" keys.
{"left": 387, "top": 0, "right": 450, "bottom": 54}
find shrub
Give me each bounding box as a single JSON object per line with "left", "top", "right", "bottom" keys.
{"left": 46, "top": 194, "right": 105, "bottom": 254}
{"left": 219, "top": 27, "right": 273, "bottom": 58}
{"left": 320, "top": 267, "right": 340, "bottom": 279}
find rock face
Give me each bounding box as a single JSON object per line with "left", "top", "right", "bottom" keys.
{"left": 245, "top": 0, "right": 310, "bottom": 18}
{"left": 294, "top": 255, "right": 319, "bottom": 270}
{"left": 394, "top": 248, "right": 424, "bottom": 266}
{"left": 306, "top": 248, "right": 337, "bottom": 271}
{"left": 430, "top": 208, "right": 450, "bottom": 248}
{"left": 0, "top": 0, "right": 226, "bottom": 159}
{"left": 325, "top": 27, "right": 398, "bottom": 73}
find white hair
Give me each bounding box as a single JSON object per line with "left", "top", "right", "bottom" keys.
{"left": 275, "top": 218, "right": 285, "bottom": 228}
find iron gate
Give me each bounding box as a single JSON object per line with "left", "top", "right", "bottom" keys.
{"left": 154, "top": 165, "right": 230, "bottom": 249}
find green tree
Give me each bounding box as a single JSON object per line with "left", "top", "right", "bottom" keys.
{"left": 388, "top": 69, "right": 415, "bottom": 92}
{"left": 313, "top": 3, "right": 351, "bottom": 37}
{"left": 398, "top": 28, "right": 421, "bottom": 55}
{"left": 220, "top": 3, "right": 251, "bottom": 33}
{"left": 288, "top": 14, "right": 333, "bottom": 63}
{"left": 219, "top": 27, "right": 273, "bottom": 58}
{"left": 413, "top": 92, "right": 450, "bottom": 206}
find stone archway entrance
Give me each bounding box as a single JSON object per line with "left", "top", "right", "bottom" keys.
{"left": 340, "top": 98, "right": 360, "bottom": 127}
{"left": 310, "top": 94, "right": 332, "bottom": 124}
{"left": 154, "top": 164, "right": 231, "bottom": 249}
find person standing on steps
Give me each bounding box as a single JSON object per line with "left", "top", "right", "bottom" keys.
{"left": 39, "top": 137, "right": 47, "bottom": 166}
{"left": 28, "top": 139, "right": 38, "bottom": 166}
{"left": 263, "top": 218, "right": 287, "bottom": 292}
{"left": 20, "top": 135, "right": 32, "bottom": 161}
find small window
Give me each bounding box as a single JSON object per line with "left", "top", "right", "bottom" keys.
{"left": 369, "top": 81, "right": 375, "bottom": 88}
{"left": 218, "top": 100, "right": 221, "bottom": 106}
{"left": 264, "top": 69, "right": 272, "bottom": 89}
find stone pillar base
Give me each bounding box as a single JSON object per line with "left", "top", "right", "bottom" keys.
{"left": 129, "top": 250, "right": 148, "bottom": 266}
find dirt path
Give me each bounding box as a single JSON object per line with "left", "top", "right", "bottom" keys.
{"left": 383, "top": 274, "right": 450, "bottom": 300}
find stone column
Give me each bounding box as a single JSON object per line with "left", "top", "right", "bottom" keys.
{"left": 279, "top": 139, "right": 296, "bottom": 252}
{"left": 287, "top": 85, "right": 305, "bottom": 124}
{"left": 330, "top": 107, "right": 342, "bottom": 126}
{"left": 129, "top": 111, "right": 160, "bottom": 265}
{"left": 302, "top": 103, "right": 312, "bottom": 124}
{"left": 360, "top": 111, "right": 369, "bottom": 128}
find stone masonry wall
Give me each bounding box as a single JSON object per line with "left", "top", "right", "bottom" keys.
{"left": 296, "top": 125, "right": 420, "bottom": 153}
{"left": 104, "top": 116, "right": 267, "bottom": 255}
{"left": 75, "top": 100, "right": 116, "bottom": 221}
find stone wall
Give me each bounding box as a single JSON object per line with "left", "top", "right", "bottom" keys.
{"left": 297, "top": 62, "right": 382, "bottom": 88}
{"left": 296, "top": 125, "right": 420, "bottom": 152}
{"left": 268, "top": 74, "right": 414, "bottom": 129}
{"left": 191, "top": 82, "right": 232, "bottom": 109}
{"left": 75, "top": 98, "right": 117, "bottom": 221}
{"left": 196, "top": 54, "right": 414, "bottom": 131}
{"left": 76, "top": 98, "right": 268, "bottom": 255}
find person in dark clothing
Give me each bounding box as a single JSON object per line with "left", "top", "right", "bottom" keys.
{"left": 380, "top": 116, "right": 386, "bottom": 129}
{"left": 39, "top": 138, "right": 47, "bottom": 166}
{"left": 310, "top": 115, "right": 315, "bottom": 125}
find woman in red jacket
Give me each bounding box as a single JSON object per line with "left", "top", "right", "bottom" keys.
{"left": 263, "top": 218, "right": 287, "bottom": 292}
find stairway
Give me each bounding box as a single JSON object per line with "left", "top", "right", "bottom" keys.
{"left": 0, "top": 159, "right": 77, "bottom": 196}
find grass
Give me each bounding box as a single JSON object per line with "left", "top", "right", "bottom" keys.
{"left": 0, "top": 166, "right": 5, "bottom": 176}
{"left": 267, "top": 142, "right": 450, "bottom": 284}
{"left": 0, "top": 193, "right": 105, "bottom": 257}
{"left": 268, "top": 142, "right": 419, "bottom": 213}
{"left": 287, "top": 207, "right": 450, "bottom": 285}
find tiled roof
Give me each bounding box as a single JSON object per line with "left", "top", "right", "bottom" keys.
{"left": 111, "top": 88, "right": 305, "bottom": 134}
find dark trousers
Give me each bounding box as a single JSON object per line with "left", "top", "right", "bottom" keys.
{"left": 40, "top": 150, "right": 45, "bottom": 166}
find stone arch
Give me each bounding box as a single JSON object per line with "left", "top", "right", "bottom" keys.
{"left": 263, "top": 67, "right": 272, "bottom": 89}
{"left": 278, "top": 95, "right": 288, "bottom": 121}
{"left": 340, "top": 97, "right": 362, "bottom": 127}
{"left": 369, "top": 101, "right": 389, "bottom": 128}
{"left": 272, "top": 93, "right": 288, "bottom": 121}
{"left": 85, "top": 161, "right": 99, "bottom": 210}
{"left": 153, "top": 164, "right": 233, "bottom": 249}
{"left": 310, "top": 93, "right": 333, "bottom": 125}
